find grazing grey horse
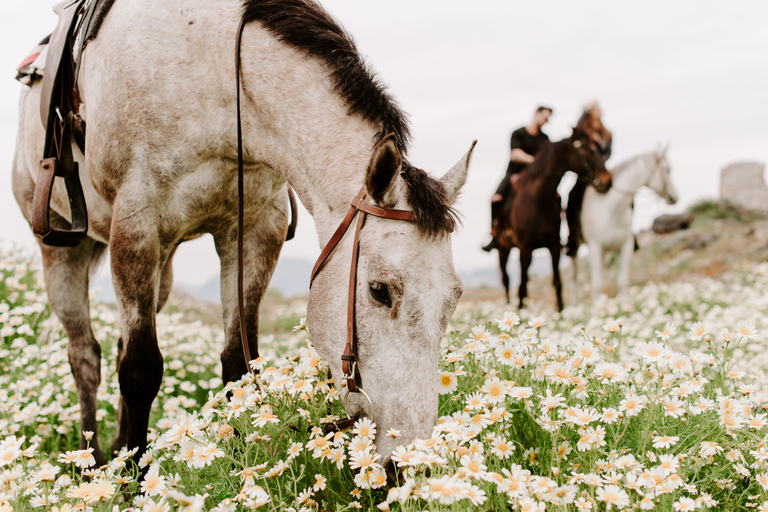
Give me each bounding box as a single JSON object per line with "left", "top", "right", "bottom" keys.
{"left": 12, "top": 0, "right": 474, "bottom": 467}
{"left": 570, "top": 147, "right": 677, "bottom": 300}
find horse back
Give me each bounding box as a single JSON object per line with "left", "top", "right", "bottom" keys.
{"left": 77, "top": 0, "right": 290, "bottom": 239}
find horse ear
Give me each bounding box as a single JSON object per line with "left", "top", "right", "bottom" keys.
{"left": 365, "top": 134, "right": 402, "bottom": 207}
{"left": 439, "top": 140, "right": 477, "bottom": 205}
{"left": 654, "top": 142, "right": 670, "bottom": 162}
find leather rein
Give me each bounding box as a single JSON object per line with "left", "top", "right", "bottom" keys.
{"left": 235, "top": 19, "right": 413, "bottom": 428}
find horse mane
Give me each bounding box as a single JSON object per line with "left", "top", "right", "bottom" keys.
{"left": 241, "top": 0, "right": 411, "bottom": 154}
{"left": 401, "top": 165, "right": 459, "bottom": 238}
{"left": 519, "top": 140, "right": 556, "bottom": 181}
{"left": 242, "top": 0, "right": 457, "bottom": 237}
{"left": 610, "top": 151, "right": 659, "bottom": 177}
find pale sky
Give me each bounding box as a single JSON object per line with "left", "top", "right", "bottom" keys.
{"left": 1, "top": 1, "right": 766, "bottom": 287}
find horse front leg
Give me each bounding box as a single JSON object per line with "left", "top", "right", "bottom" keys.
{"left": 616, "top": 236, "right": 634, "bottom": 294}
{"left": 518, "top": 247, "right": 533, "bottom": 310}
{"left": 109, "top": 215, "right": 165, "bottom": 460}
{"left": 549, "top": 244, "right": 564, "bottom": 312}
{"left": 215, "top": 196, "right": 288, "bottom": 384}
{"left": 39, "top": 236, "right": 109, "bottom": 464}
{"left": 498, "top": 247, "right": 512, "bottom": 304}
{"left": 15, "top": 163, "right": 110, "bottom": 463}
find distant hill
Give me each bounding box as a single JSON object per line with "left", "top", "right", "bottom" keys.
{"left": 93, "top": 257, "right": 315, "bottom": 303}
{"left": 459, "top": 252, "right": 553, "bottom": 290}
{"left": 93, "top": 253, "right": 556, "bottom": 303}
{"left": 181, "top": 257, "right": 314, "bottom": 302}
{"left": 90, "top": 200, "right": 768, "bottom": 311}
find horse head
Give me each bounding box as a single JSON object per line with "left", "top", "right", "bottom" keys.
{"left": 570, "top": 127, "right": 612, "bottom": 193}
{"left": 307, "top": 135, "right": 475, "bottom": 473}
{"left": 650, "top": 144, "right": 678, "bottom": 205}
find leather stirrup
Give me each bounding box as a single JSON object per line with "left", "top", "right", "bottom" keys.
{"left": 32, "top": 0, "right": 89, "bottom": 247}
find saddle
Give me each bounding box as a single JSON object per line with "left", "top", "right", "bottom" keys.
{"left": 25, "top": 0, "right": 297, "bottom": 247}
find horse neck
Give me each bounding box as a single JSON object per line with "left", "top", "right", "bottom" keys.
{"left": 527, "top": 141, "right": 568, "bottom": 199}
{"left": 239, "top": 27, "right": 385, "bottom": 244}
{"left": 611, "top": 153, "right": 656, "bottom": 197}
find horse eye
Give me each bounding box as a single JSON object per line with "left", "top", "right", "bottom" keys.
{"left": 369, "top": 282, "right": 391, "bottom": 307}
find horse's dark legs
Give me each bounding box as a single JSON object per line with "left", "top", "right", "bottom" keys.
{"left": 498, "top": 247, "right": 512, "bottom": 304}
{"left": 549, "top": 244, "right": 564, "bottom": 312}
{"left": 518, "top": 247, "right": 533, "bottom": 310}
{"left": 215, "top": 195, "right": 288, "bottom": 384}
{"left": 566, "top": 181, "right": 587, "bottom": 257}
{"left": 111, "top": 245, "right": 176, "bottom": 455}
{"left": 112, "top": 337, "right": 128, "bottom": 455}
{"left": 13, "top": 153, "right": 109, "bottom": 463}
{"left": 109, "top": 220, "right": 166, "bottom": 461}
{"left": 37, "top": 234, "right": 108, "bottom": 465}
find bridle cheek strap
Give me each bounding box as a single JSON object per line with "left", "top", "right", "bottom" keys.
{"left": 343, "top": 212, "right": 366, "bottom": 393}
{"left": 310, "top": 185, "right": 414, "bottom": 394}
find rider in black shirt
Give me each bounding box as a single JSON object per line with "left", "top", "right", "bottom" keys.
{"left": 483, "top": 106, "right": 552, "bottom": 252}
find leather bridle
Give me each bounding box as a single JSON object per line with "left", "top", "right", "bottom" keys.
{"left": 610, "top": 153, "right": 672, "bottom": 202}
{"left": 235, "top": 18, "right": 413, "bottom": 428}
{"left": 573, "top": 139, "right": 606, "bottom": 190}
{"left": 310, "top": 186, "right": 414, "bottom": 393}
{"left": 309, "top": 186, "right": 414, "bottom": 427}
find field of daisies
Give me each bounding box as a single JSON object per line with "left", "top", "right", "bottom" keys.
{"left": 4, "top": 244, "right": 768, "bottom": 512}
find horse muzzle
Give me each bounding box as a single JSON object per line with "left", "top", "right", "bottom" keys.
{"left": 593, "top": 177, "right": 612, "bottom": 194}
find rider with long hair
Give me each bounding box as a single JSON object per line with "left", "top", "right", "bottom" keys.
{"left": 566, "top": 101, "right": 612, "bottom": 257}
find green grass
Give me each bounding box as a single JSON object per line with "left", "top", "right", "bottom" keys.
{"left": 2, "top": 247, "right": 768, "bottom": 510}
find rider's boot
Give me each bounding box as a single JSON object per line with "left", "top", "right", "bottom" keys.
{"left": 482, "top": 200, "right": 503, "bottom": 252}
{"left": 482, "top": 220, "right": 499, "bottom": 252}
{"left": 566, "top": 218, "right": 579, "bottom": 257}
{"left": 566, "top": 181, "right": 587, "bottom": 257}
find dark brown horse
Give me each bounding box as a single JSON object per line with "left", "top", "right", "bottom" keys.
{"left": 497, "top": 127, "right": 612, "bottom": 311}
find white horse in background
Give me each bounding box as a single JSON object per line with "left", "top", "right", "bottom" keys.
{"left": 570, "top": 146, "right": 677, "bottom": 300}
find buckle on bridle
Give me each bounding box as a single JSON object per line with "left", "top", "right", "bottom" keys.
{"left": 342, "top": 360, "right": 356, "bottom": 381}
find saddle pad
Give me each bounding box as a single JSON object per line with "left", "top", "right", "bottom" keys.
{"left": 83, "top": 0, "right": 116, "bottom": 47}
{"left": 15, "top": 0, "right": 116, "bottom": 86}
{"left": 15, "top": 37, "right": 50, "bottom": 85}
